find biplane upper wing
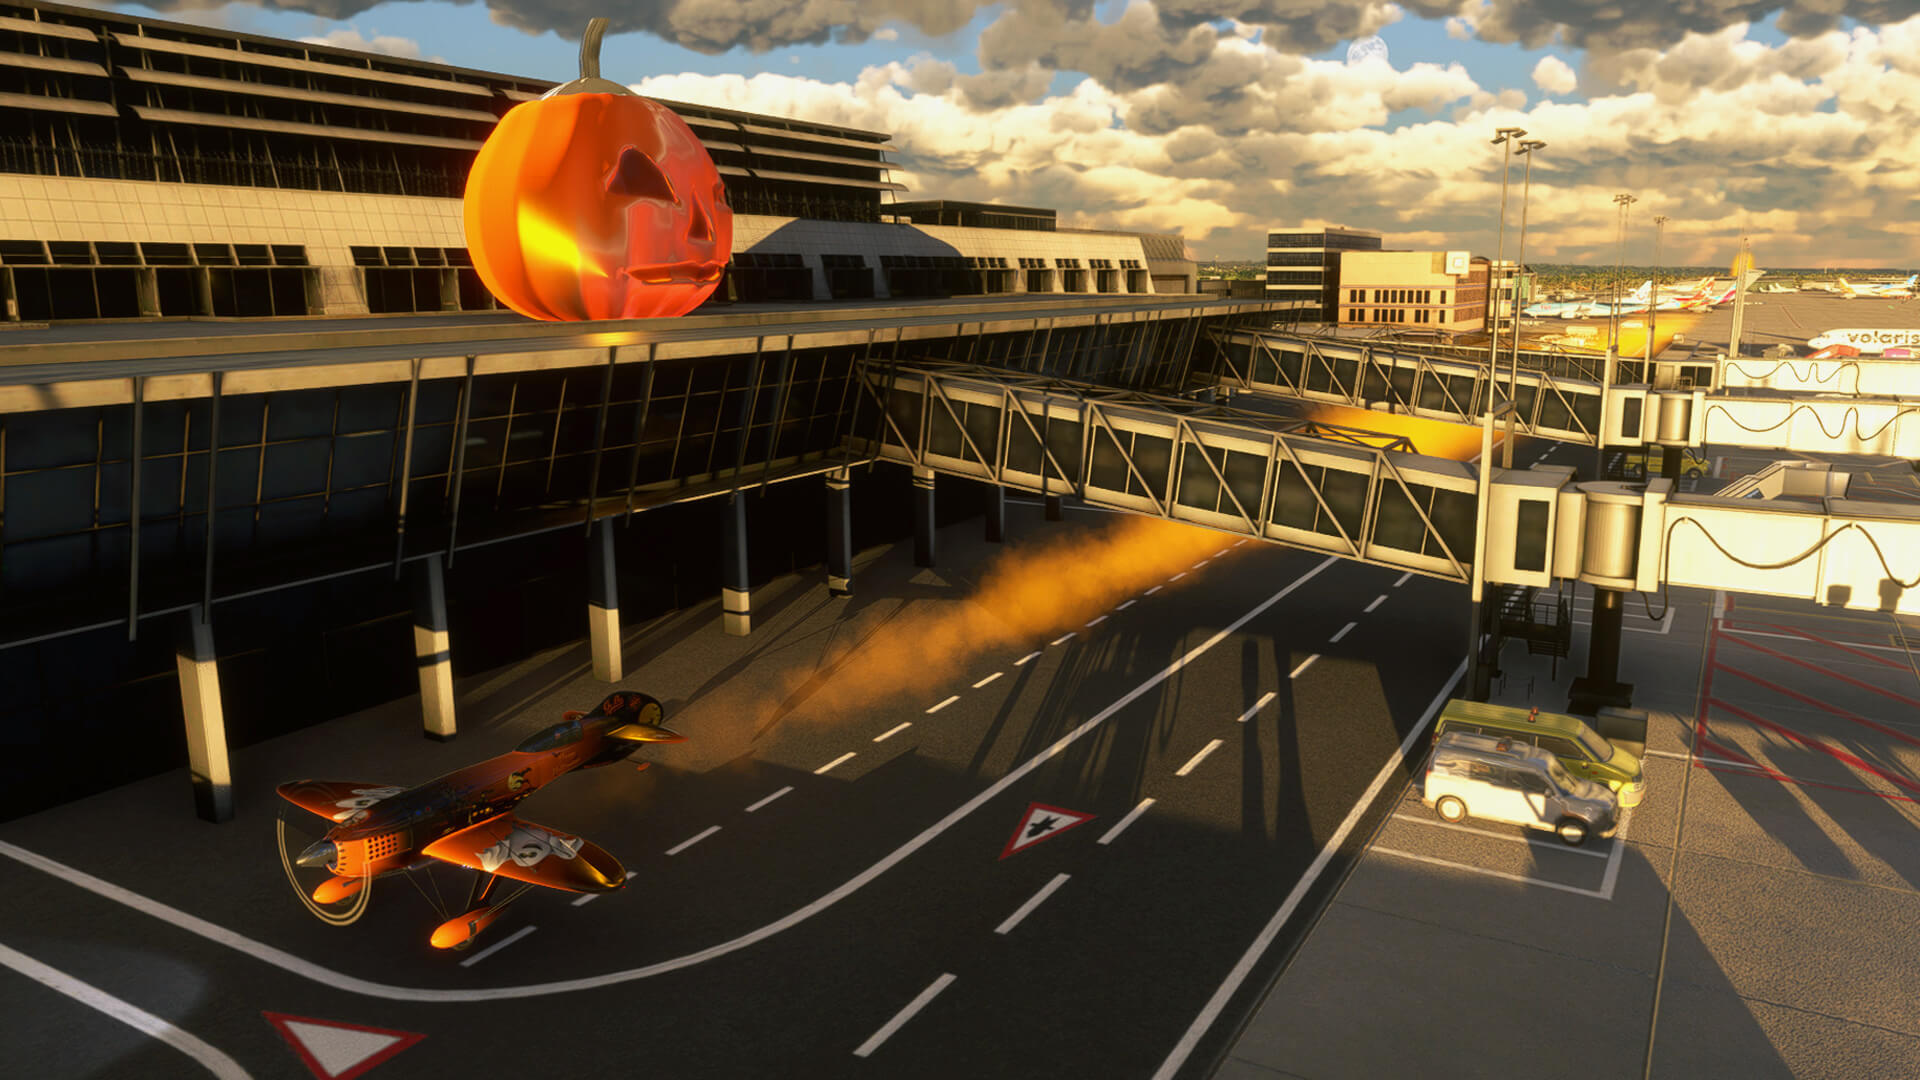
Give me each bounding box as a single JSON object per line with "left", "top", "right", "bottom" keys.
{"left": 276, "top": 780, "right": 407, "bottom": 824}
{"left": 420, "top": 813, "right": 627, "bottom": 893}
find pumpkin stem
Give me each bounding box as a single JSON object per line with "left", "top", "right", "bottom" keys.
{"left": 580, "top": 18, "right": 608, "bottom": 80}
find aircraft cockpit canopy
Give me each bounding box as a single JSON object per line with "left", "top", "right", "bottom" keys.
{"left": 515, "top": 718, "right": 584, "bottom": 754}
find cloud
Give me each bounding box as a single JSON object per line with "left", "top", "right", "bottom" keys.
{"left": 1531, "top": 54, "right": 1576, "bottom": 94}
{"left": 873, "top": 26, "right": 900, "bottom": 39}
{"left": 628, "top": 13, "right": 1920, "bottom": 268}
{"left": 297, "top": 26, "right": 434, "bottom": 60}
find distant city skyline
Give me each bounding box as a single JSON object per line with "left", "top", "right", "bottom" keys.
{"left": 81, "top": 1, "right": 1920, "bottom": 268}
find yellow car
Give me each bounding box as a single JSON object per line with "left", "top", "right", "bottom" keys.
{"left": 1617, "top": 447, "right": 1709, "bottom": 480}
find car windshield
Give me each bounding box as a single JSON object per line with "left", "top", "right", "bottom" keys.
{"left": 1545, "top": 756, "right": 1580, "bottom": 792}
{"left": 1572, "top": 724, "right": 1614, "bottom": 763}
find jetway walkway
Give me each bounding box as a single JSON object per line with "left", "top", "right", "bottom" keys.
{"left": 1209, "top": 329, "right": 1920, "bottom": 458}
{"left": 855, "top": 364, "right": 1920, "bottom": 616}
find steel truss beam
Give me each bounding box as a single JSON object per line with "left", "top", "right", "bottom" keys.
{"left": 1215, "top": 329, "right": 1604, "bottom": 446}
{"left": 857, "top": 360, "right": 1477, "bottom": 583}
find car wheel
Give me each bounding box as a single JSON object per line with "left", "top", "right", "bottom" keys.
{"left": 1556, "top": 816, "right": 1589, "bottom": 846}
{"left": 1436, "top": 796, "right": 1467, "bottom": 823}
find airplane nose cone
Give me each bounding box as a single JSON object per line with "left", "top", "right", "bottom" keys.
{"left": 296, "top": 840, "right": 336, "bottom": 869}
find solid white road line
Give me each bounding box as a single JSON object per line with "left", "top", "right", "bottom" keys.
{"left": 1394, "top": 571, "right": 1413, "bottom": 588}
{"left": 1085, "top": 615, "right": 1108, "bottom": 628}
{"left": 1289, "top": 655, "right": 1320, "bottom": 679}
{"left": 874, "top": 722, "right": 913, "bottom": 743}
{"left": 0, "top": 942, "right": 251, "bottom": 1079}
{"left": 1330, "top": 622, "right": 1356, "bottom": 643}
{"left": 1145, "top": 585, "right": 1163, "bottom": 595}
{"left": 926, "top": 696, "right": 959, "bottom": 715}
{"left": 972, "top": 672, "right": 1003, "bottom": 689}
{"left": 995, "top": 874, "right": 1072, "bottom": 935}
{"left": 459, "top": 925, "right": 536, "bottom": 968}
{"left": 1235, "top": 691, "right": 1277, "bottom": 724}
{"left": 854, "top": 973, "right": 957, "bottom": 1058}
{"left": 1098, "top": 798, "right": 1157, "bottom": 845}
{"left": 572, "top": 870, "right": 639, "bottom": 905}
{"left": 814, "top": 752, "right": 857, "bottom": 775}
{"left": 1170, "top": 572, "right": 1187, "bottom": 582}
{"left": 1388, "top": 814, "right": 1610, "bottom": 859}
{"left": 1052, "top": 632, "right": 1076, "bottom": 646}
{"left": 1364, "top": 594, "right": 1387, "bottom": 613}
{"left": 1152, "top": 657, "right": 1467, "bottom": 1080}
{"left": 746, "top": 786, "right": 796, "bottom": 812}
{"left": 1014, "top": 651, "right": 1042, "bottom": 666}
{"left": 0, "top": 556, "right": 1342, "bottom": 1005}
{"left": 1116, "top": 599, "right": 1137, "bottom": 611}
{"left": 665, "top": 826, "right": 721, "bottom": 856}
{"left": 1175, "top": 739, "right": 1224, "bottom": 777}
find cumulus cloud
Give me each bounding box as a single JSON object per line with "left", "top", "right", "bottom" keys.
{"left": 297, "top": 26, "right": 436, "bottom": 60}
{"left": 628, "top": 14, "right": 1920, "bottom": 267}
{"left": 873, "top": 26, "right": 900, "bottom": 40}
{"left": 1531, "top": 54, "right": 1576, "bottom": 94}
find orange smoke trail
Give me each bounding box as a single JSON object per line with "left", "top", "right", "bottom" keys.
{"left": 696, "top": 514, "right": 1235, "bottom": 741}
{"left": 1308, "top": 404, "right": 1491, "bottom": 461}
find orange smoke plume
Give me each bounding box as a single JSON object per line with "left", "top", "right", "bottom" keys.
{"left": 697, "top": 514, "right": 1235, "bottom": 742}
{"left": 1309, "top": 404, "right": 1491, "bottom": 462}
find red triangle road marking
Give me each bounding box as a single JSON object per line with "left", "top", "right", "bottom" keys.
{"left": 263, "top": 1012, "right": 425, "bottom": 1080}
{"left": 999, "top": 801, "right": 1096, "bottom": 860}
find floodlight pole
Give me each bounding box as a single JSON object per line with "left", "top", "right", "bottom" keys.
{"left": 1611, "top": 192, "right": 1636, "bottom": 359}
{"left": 1502, "top": 139, "right": 1543, "bottom": 468}
{"left": 1489, "top": 126, "right": 1525, "bottom": 390}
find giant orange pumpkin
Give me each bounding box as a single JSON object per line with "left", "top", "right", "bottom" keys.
{"left": 463, "top": 18, "right": 733, "bottom": 321}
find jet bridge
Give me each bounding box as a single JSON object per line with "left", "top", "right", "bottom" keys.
{"left": 854, "top": 364, "right": 1920, "bottom": 616}
{"left": 1209, "top": 329, "right": 1920, "bottom": 457}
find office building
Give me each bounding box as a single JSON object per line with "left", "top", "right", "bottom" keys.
{"left": 1264, "top": 226, "right": 1383, "bottom": 320}
{"left": 1337, "top": 251, "right": 1490, "bottom": 333}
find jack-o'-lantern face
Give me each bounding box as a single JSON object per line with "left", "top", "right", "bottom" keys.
{"left": 462, "top": 19, "right": 733, "bottom": 321}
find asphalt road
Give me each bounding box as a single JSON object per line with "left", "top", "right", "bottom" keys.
{"left": 0, "top": 501, "right": 1469, "bottom": 1080}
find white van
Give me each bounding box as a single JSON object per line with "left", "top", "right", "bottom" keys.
{"left": 1422, "top": 731, "right": 1620, "bottom": 846}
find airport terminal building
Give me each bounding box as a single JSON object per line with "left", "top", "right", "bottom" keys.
{"left": 0, "top": 0, "right": 1195, "bottom": 322}
{"left": 0, "top": 0, "right": 1270, "bottom": 821}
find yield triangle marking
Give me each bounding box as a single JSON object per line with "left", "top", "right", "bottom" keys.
{"left": 263, "top": 1012, "right": 425, "bottom": 1080}
{"left": 999, "top": 801, "right": 1096, "bottom": 860}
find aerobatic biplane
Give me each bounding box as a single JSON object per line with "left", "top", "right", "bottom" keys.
{"left": 276, "top": 690, "right": 683, "bottom": 950}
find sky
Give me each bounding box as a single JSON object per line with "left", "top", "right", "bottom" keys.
{"left": 82, "top": 0, "right": 1920, "bottom": 267}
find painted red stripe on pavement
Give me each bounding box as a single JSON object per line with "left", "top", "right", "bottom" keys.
{"left": 1711, "top": 656, "right": 1920, "bottom": 752}
{"left": 1695, "top": 728, "right": 1760, "bottom": 768}
{"left": 1721, "top": 631, "right": 1920, "bottom": 713}
{"left": 1693, "top": 760, "right": 1920, "bottom": 804}
{"left": 1707, "top": 689, "right": 1920, "bottom": 796}
{"left": 1753, "top": 620, "right": 1914, "bottom": 673}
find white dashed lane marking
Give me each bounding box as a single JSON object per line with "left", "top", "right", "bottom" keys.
{"left": 460, "top": 925, "right": 536, "bottom": 968}
{"left": 1330, "top": 622, "right": 1356, "bottom": 643}
{"left": 746, "top": 787, "right": 793, "bottom": 812}
{"left": 666, "top": 826, "right": 721, "bottom": 856}
{"left": 854, "top": 974, "right": 957, "bottom": 1058}
{"left": 1235, "top": 691, "right": 1277, "bottom": 724}
{"left": 972, "top": 672, "right": 1003, "bottom": 689}
{"left": 1394, "top": 571, "right": 1413, "bottom": 588}
{"left": 1098, "top": 798, "right": 1156, "bottom": 845}
{"left": 1014, "top": 651, "right": 1042, "bottom": 666}
{"left": 1052, "top": 632, "right": 1076, "bottom": 646}
{"left": 926, "top": 696, "right": 959, "bottom": 715}
{"left": 1085, "top": 615, "right": 1108, "bottom": 628}
{"left": 1175, "top": 740, "right": 1223, "bottom": 777}
{"left": 1116, "top": 600, "right": 1136, "bottom": 611}
{"left": 1289, "top": 654, "right": 1320, "bottom": 679}
{"left": 873, "top": 723, "right": 912, "bottom": 743}
{"left": 995, "top": 874, "right": 1071, "bottom": 935}
{"left": 814, "top": 753, "right": 856, "bottom": 775}
{"left": 1364, "top": 594, "right": 1387, "bottom": 613}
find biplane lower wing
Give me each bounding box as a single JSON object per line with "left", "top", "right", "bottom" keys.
{"left": 276, "top": 780, "right": 407, "bottom": 824}
{"left": 420, "top": 813, "right": 627, "bottom": 893}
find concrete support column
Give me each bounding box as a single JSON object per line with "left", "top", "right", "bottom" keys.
{"left": 135, "top": 268, "right": 161, "bottom": 317}
{"left": 985, "top": 485, "right": 1006, "bottom": 543}
{"left": 174, "top": 608, "right": 232, "bottom": 823}
{"left": 588, "top": 518, "right": 622, "bottom": 681}
{"left": 194, "top": 268, "right": 214, "bottom": 317}
{"left": 827, "top": 467, "right": 852, "bottom": 597}
{"left": 1569, "top": 586, "right": 1634, "bottom": 715}
{"left": 411, "top": 553, "right": 457, "bottom": 741}
{"left": 1045, "top": 494, "right": 1063, "bottom": 521}
{"left": 723, "top": 494, "right": 751, "bottom": 636}
{"left": 912, "top": 465, "right": 936, "bottom": 568}
{"left": 440, "top": 268, "right": 461, "bottom": 312}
